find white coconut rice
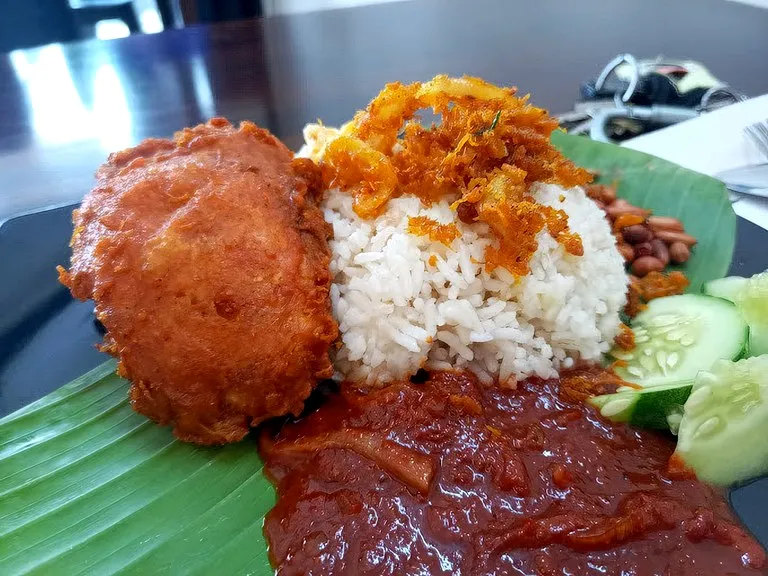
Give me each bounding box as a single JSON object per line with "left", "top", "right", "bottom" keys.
{"left": 322, "top": 182, "right": 628, "bottom": 387}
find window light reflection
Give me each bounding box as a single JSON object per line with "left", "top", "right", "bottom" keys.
{"left": 190, "top": 55, "right": 216, "bottom": 119}
{"left": 92, "top": 64, "right": 133, "bottom": 151}
{"left": 9, "top": 46, "right": 133, "bottom": 152}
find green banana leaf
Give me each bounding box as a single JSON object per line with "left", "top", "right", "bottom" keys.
{"left": 553, "top": 132, "right": 735, "bottom": 292}
{"left": 0, "top": 136, "right": 735, "bottom": 575}
{"left": 0, "top": 361, "right": 274, "bottom": 575}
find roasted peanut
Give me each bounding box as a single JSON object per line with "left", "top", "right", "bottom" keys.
{"left": 600, "top": 186, "right": 617, "bottom": 203}
{"left": 669, "top": 242, "right": 691, "bottom": 264}
{"left": 622, "top": 224, "right": 653, "bottom": 245}
{"left": 605, "top": 199, "right": 651, "bottom": 219}
{"left": 632, "top": 256, "right": 665, "bottom": 277}
{"left": 634, "top": 242, "right": 653, "bottom": 259}
{"left": 654, "top": 230, "right": 698, "bottom": 247}
{"left": 651, "top": 239, "right": 670, "bottom": 266}
{"left": 617, "top": 243, "right": 635, "bottom": 262}
{"left": 585, "top": 184, "right": 604, "bottom": 201}
{"left": 648, "top": 216, "right": 684, "bottom": 232}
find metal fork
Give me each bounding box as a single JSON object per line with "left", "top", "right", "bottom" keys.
{"left": 745, "top": 119, "right": 768, "bottom": 159}
{"left": 719, "top": 119, "right": 768, "bottom": 201}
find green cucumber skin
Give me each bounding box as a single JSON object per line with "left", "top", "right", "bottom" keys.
{"left": 736, "top": 325, "right": 751, "bottom": 360}
{"left": 590, "top": 383, "right": 693, "bottom": 430}
{"left": 630, "top": 385, "right": 691, "bottom": 429}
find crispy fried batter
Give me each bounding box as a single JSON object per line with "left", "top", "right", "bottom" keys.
{"left": 318, "top": 75, "right": 591, "bottom": 276}
{"left": 59, "top": 118, "right": 338, "bottom": 444}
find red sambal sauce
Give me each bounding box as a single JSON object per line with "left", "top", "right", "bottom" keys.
{"left": 260, "top": 370, "right": 766, "bottom": 575}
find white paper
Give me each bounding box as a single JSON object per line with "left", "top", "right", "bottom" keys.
{"left": 622, "top": 95, "right": 768, "bottom": 230}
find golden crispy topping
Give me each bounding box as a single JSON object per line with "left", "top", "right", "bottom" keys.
{"left": 559, "top": 365, "right": 628, "bottom": 403}
{"left": 407, "top": 216, "right": 460, "bottom": 245}
{"left": 625, "top": 271, "right": 690, "bottom": 318}
{"left": 317, "top": 75, "right": 591, "bottom": 275}
{"left": 637, "top": 270, "right": 690, "bottom": 300}
{"left": 615, "top": 323, "right": 635, "bottom": 351}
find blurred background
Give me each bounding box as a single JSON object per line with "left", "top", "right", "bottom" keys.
{"left": 0, "top": 0, "right": 767, "bottom": 221}
{"left": 2, "top": 0, "right": 765, "bottom": 50}
{"left": 0, "top": 0, "right": 416, "bottom": 49}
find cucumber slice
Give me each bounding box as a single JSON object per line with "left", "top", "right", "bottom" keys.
{"left": 749, "top": 324, "right": 768, "bottom": 357}
{"left": 611, "top": 294, "right": 748, "bottom": 388}
{"left": 675, "top": 356, "right": 768, "bottom": 485}
{"left": 589, "top": 382, "right": 692, "bottom": 430}
{"left": 703, "top": 276, "right": 747, "bottom": 301}
{"left": 704, "top": 272, "right": 768, "bottom": 357}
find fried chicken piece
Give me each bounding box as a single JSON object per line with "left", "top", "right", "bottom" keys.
{"left": 58, "top": 118, "right": 338, "bottom": 444}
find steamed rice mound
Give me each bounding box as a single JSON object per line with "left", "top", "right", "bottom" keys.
{"left": 302, "top": 75, "right": 629, "bottom": 386}
{"left": 323, "top": 184, "right": 626, "bottom": 386}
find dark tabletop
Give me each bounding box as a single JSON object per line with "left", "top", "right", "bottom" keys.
{"left": 1, "top": 0, "right": 768, "bottom": 220}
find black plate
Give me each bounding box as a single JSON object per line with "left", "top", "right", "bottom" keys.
{"left": 1, "top": 203, "right": 768, "bottom": 547}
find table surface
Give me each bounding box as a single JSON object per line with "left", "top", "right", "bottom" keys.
{"left": 1, "top": 0, "right": 768, "bottom": 220}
